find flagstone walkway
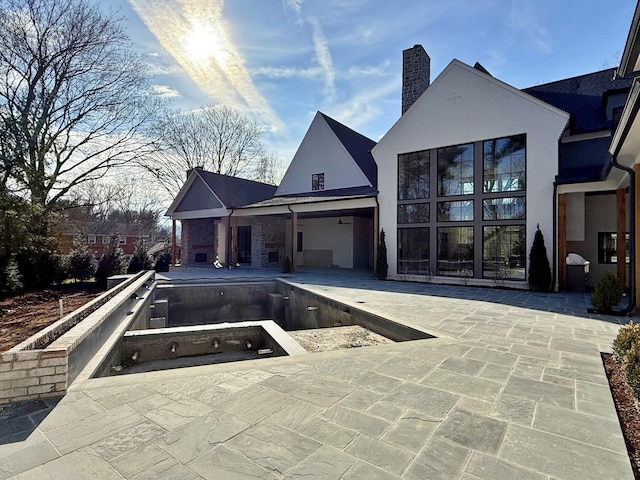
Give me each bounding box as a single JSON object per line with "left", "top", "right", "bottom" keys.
{"left": 0, "top": 268, "right": 634, "bottom": 479}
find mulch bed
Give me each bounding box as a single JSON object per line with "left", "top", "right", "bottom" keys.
{"left": 603, "top": 353, "right": 640, "bottom": 479}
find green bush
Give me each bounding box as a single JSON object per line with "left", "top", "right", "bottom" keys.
{"left": 153, "top": 246, "right": 172, "bottom": 272}
{"left": 127, "top": 238, "right": 152, "bottom": 274}
{"left": 1, "top": 258, "right": 23, "bottom": 297}
{"left": 95, "top": 235, "right": 126, "bottom": 288}
{"left": 67, "top": 240, "right": 97, "bottom": 282}
{"left": 15, "top": 236, "right": 61, "bottom": 290}
{"left": 528, "top": 225, "right": 551, "bottom": 292}
{"left": 281, "top": 256, "right": 293, "bottom": 273}
{"left": 591, "top": 272, "right": 624, "bottom": 313}
{"left": 375, "top": 229, "right": 388, "bottom": 280}
{"left": 613, "top": 322, "right": 640, "bottom": 399}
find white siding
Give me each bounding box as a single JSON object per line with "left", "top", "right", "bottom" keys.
{"left": 275, "top": 113, "right": 372, "bottom": 196}
{"left": 373, "top": 60, "right": 569, "bottom": 280}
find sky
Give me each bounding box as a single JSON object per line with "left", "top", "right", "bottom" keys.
{"left": 101, "top": 0, "right": 637, "bottom": 172}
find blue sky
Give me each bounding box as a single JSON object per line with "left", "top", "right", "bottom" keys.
{"left": 107, "top": 0, "right": 636, "bottom": 170}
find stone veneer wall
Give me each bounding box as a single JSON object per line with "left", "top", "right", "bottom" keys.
{"left": 251, "top": 217, "right": 287, "bottom": 267}
{"left": 182, "top": 218, "right": 215, "bottom": 265}
{"left": 402, "top": 44, "right": 430, "bottom": 115}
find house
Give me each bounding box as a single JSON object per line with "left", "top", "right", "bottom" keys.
{"left": 58, "top": 222, "right": 149, "bottom": 256}
{"left": 607, "top": 0, "right": 640, "bottom": 312}
{"left": 375, "top": 47, "right": 570, "bottom": 288}
{"left": 166, "top": 112, "right": 378, "bottom": 269}
{"left": 169, "top": 25, "right": 640, "bottom": 306}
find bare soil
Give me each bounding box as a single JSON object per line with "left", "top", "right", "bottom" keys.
{"left": 0, "top": 284, "right": 102, "bottom": 353}
{"left": 288, "top": 325, "right": 394, "bottom": 352}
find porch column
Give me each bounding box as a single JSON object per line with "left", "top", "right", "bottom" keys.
{"left": 635, "top": 163, "right": 640, "bottom": 314}
{"left": 558, "top": 194, "right": 567, "bottom": 290}
{"left": 292, "top": 211, "right": 298, "bottom": 268}
{"left": 617, "top": 188, "right": 627, "bottom": 288}
{"left": 171, "top": 219, "right": 177, "bottom": 266}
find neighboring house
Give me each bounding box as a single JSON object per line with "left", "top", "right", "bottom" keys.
{"left": 166, "top": 112, "right": 378, "bottom": 269}
{"left": 59, "top": 223, "right": 148, "bottom": 256}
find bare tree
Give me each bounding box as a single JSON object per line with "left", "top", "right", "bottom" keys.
{"left": 143, "top": 104, "right": 277, "bottom": 196}
{"left": 0, "top": 0, "right": 161, "bottom": 222}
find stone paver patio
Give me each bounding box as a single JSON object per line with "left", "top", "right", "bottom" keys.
{"left": 0, "top": 268, "right": 635, "bottom": 479}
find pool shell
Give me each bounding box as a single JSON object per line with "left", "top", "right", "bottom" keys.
{"left": 91, "top": 279, "right": 435, "bottom": 377}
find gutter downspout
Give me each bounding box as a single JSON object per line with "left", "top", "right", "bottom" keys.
{"left": 552, "top": 181, "right": 558, "bottom": 291}
{"left": 227, "top": 209, "right": 234, "bottom": 268}
{"left": 610, "top": 157, "right": 636, "bottom": 314}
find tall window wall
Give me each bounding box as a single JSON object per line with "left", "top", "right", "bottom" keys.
{"left": 397, "top": 134, "right": 526, "bottom": 281}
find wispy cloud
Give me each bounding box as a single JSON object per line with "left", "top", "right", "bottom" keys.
{"left": 309, "top": 17, "right": 336, "bottom": 101}
{"left": 506, "top": 0, "right": 552, "bottom": 54}
{"left": 282, "top": 0, "right": 303, "bottom": 15}
{"left": 128, "top": 0, "right": 285, "bottom": 132}
{"left": 152, "top": 85, "right": 180, "bottom": 97}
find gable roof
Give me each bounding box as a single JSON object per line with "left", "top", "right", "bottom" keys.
{"left": 196, "top": 170, "right": 277, "bottom": 208}
{"left": 523, "top": 69, "right": 633, "bottom": 133}
{"left": 166, "top": 168, "right": 277, "bottom": 217}
{"left": 318, "top": 112, "right": 377, "bottom": 187}
{"left": 275, "top": 112, "right": 377, "bottom": 197}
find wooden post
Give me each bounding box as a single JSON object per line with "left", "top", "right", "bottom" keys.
{"left": 171, "top": 219, "right": 177, "bottom": 266}
{"left": 292, "top": 211, "right": 298, "bottom": 269}
{"left": 617, "top": 188, "right": 627, "bottom": 288}
{"left": 558, "top": 194, "right": 567, "bottom": 290}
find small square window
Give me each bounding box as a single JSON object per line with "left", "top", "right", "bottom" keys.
{"left": 102, "top": 236, "right": 110, "bottom": 244}
{"left": 88, "top": 235, "right": 96, "bottom": 244}
{"left": 119, "top": 237, "right": 126, "bottom": 245}
{"left": 598, "top": 232, "right": 629, "bottom": 264}
{"left": 312, "top": 173, "right": 325, "bottom": 191}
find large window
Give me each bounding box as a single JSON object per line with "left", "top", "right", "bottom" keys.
{"left": 437, "top": 227, "right": 474, "bottom": 277}
{"left": 398, "top": 151, "right": 429, "bottom": 200}
{"left": 437, "top": 143, "right": 474, "bottom": 196}
{"left": 398, "top": 228, "right": 429, "bottom": 274}
{"left": 483, "top": 226, "right": 525, "bottom": 279}
{"left": 483, "top": 135, "right": 526, "bottom": 192}
{"left": 437, "top": 200, "right": 474, "bottom": 222}
{"left": 483, "top": 197, "right": 525, "bottom": 220}
{"left": 398, "top": 203, "right": 430, "bottom": 224}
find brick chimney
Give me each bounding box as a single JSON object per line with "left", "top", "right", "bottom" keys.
{"left": 402, "top": 45, "right": 430, "bottom": 115}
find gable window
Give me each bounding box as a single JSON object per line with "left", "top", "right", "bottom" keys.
{"left": 437, "top": 143, "right": 474, "bottom": 196}
{"left": 398, "top": 151, "right": 430, "bottom": 200}
{"left": 483, "top": 134, "right": 526, "bottom": 192}
{"left": 312, "top": 173, "right": 325, "bottom": 190}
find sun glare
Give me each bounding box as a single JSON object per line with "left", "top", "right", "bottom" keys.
{"left": 184, "top": 22, "right": 227, "bottom": 65}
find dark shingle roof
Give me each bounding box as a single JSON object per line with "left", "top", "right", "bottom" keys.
{"left": 523, "top": 68, "right": 633, "bottom": 133}
{"left": 319, "top": 112, "right": 378, "bottom": 187}
{"left": 196, "top": 170, "right": 277, "bottom": 208}
{"left": 556, "top": 137, "right": 612, "bottom": 184}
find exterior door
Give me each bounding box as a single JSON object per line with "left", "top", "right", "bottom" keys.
{"left": 237, "top": 225, "right": 251, "bottom": 264}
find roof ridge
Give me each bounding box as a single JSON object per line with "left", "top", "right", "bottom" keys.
{"left": 523, "top": 68, "right": 617, "bottom": 90}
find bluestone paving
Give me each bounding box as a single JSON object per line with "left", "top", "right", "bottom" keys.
{"left": 0, "top": 267, "right": 635, "bottom": 479}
